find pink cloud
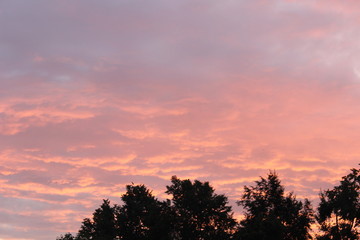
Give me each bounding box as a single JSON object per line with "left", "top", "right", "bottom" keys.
{"left": 1, "top": 0, "right": 360, "bottom": 239}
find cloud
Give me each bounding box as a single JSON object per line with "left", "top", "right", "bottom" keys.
{"left": 1, "top": 0, "right": 360, "bottom": 239}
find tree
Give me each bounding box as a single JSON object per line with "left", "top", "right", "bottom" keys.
{"left": 92, "top": 199, "right": 116, "bottom": 240}
{"left": 76, "top": 199, "right": 116, "bottom": 240}
{"left": 166, "top": 176, "right": 236, "bottom": 240}
{"left": 56, "top": 233, "right": 74, "bottom": 240}
{"left": 116, "top": 184, "right": 174, "bottom": 240}
{"left": 316, "top": 167, "right": 360, "bottom": 240}
{"left": 236, "top": 172, "right": 314, "bottom": 240}
{"left": 76, "top": 218, "right": 94, "bottom": 240}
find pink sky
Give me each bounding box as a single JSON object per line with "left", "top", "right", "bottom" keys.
{"left": 1, "top": 0, "right": 360, "bottom": 239}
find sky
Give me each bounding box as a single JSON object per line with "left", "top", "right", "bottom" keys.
{"left": 1, "top": 0, "right": 360, "bottom": 239}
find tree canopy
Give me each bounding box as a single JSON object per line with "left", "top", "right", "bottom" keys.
{"left": 76, "top": 199, "right": 116, "bottom": 240}
{"left": 316, "top": 167, "right": 360, "bottom": 240}
{"left": 166, "top": 176, "right": 236, "bottom": 240}
{"left": 56, "top": 166, "right": 360, "bottom": 240}
{"left": 116, "top": 184, "right": 173, "bottom": 240}
{"left": 236, "top": 171, "right": 314, "bottom": 240}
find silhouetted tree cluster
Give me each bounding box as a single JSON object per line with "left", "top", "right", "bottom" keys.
{"left": 235, "top": 173, "right": 314, "bottom": 240}
{"left": 316, "top": 168, "right": 360, "bottom": 240}
{"left": 57, "top": 166, "right": 360, "bottom": 240}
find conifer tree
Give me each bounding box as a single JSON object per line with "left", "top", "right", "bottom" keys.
{"left": 236, "top": 172, "right": 314, "bottom": 240}
{"left": 56, "top": 233, "right": 74, "bottom": 240}
{"left": 76, "top": 199, "right": 116, "bottom": 240}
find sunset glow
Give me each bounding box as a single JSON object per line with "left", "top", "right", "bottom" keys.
{"left": 1, "top": 1, "right": 360, "bottom": 239}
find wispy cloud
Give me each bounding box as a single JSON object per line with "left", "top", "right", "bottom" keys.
{"left": 1, "top": 0, "right": 360, "bottom": 239}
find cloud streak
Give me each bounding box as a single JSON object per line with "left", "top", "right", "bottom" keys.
{"left": 1, "top": 0, "right": 360, "bottom": 239}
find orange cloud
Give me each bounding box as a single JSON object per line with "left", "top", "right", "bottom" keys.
{"left": 2, "top": 0, "right": 360, "bottom": 239}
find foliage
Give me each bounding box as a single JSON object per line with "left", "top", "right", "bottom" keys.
{"left": 56, "top": 166, "right": 360, "bottom": 240}
{"left": 116, "top": 184, "right": 174, "bottom": 240}
{"left": 76, "top": 199, "right": 116, "bottom": 240}
{"left": 236, "top": 172, "right": 314, "bottom": 240}
{"left": 56, "top": 233, "right": 75, "bottom": 240}
{"left": 76, "top": 218, "right": 94, "bottom": 240}
{"left": 166, "top": 176, "right": 237, "bottom": 240}
{"left": 316, "top": 167, "right": 360, "bottom": 240}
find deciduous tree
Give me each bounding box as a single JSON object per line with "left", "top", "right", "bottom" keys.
{"left": 166, "top": 176, "right": 236, "bottom": 240}
{"left": 316, "top": 167, "right": 360, "bottom": 240}
{"left": 116, "top": 184, "right": 174, "bottom": 240}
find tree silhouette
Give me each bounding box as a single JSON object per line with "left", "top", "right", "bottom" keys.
{"left": 236, "top": 172, "right": 314, "bottom": 240}
{"left": 76, "top": 218, "right": 94, "bottom": 240}
{"left": 316, "top": 167, "right": 360, "bottom": 240}
{"left": 76, "top": 199, "right": 116, "bottom": 240}
{"left": 92, "top": 199, "right": 116, "bottom": 240}
{"left": 166, "top": 176, "right": 236, "bottom": 240}
{"left": 56, "top": 233, "right": 74, "bottom": 240}
{"left": 116, "top": 184, "right": 174, "bottom": 240}
{"left": 54, "top": 168, "right": 360, "bottom": 240}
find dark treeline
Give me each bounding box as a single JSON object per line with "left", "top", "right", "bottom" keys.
{"left": 57, "top": 166, "right": 360, "bottom": 240}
